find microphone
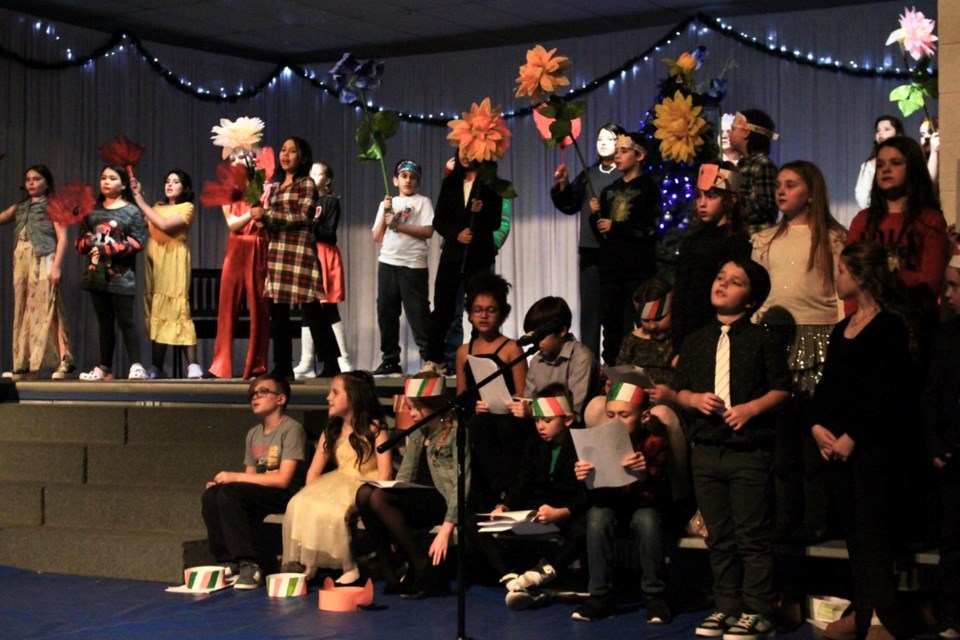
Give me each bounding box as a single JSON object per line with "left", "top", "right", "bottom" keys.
{"left": 516, "top": 318, "right": 564, "bottom": 347}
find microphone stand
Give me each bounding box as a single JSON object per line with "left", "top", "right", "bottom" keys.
{"left": 377, "top": 342, "right": 541, "bottom": 640}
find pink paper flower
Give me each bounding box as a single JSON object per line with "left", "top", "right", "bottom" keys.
{"left": 886, "top": 7, "right": 937, "bottom": 61}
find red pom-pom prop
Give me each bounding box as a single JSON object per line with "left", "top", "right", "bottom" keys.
{"left": 46, "top": 181, "right": 95, "bottom": 225}
{"left": 98, "top": 133, "right": 146, "bottom": 181}
{"left": 200, "top": 162, "right": 250, "bottom": 208}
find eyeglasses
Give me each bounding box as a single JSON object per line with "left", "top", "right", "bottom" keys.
{"left": 470, "top": 306, "right": 500, "bottom": 316}
{"left": 248, "top": 388, "right": 281, "bottom": 401}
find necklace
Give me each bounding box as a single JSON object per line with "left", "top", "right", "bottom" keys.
{"left": 599, "top": 163, "right": 615, "bottom": 174}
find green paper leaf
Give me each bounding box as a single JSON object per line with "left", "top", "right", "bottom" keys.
{"left": 370, "top": 110, "right": 400, "bottom": 139}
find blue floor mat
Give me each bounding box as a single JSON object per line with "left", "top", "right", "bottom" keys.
{"left": 0, "top": 566, "right": 815, "bottom": 639}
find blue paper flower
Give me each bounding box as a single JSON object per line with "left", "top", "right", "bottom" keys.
{"left": 330, "top": 52, "right": 385, "bottom": 105}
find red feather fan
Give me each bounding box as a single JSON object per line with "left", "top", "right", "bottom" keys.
{"left": 46, "top": 182, "right": 96, "bottom": 225}
{"left": 200, "top": 162, "right": 250, "bottom": 208}
{"left": 98, "top": 133, "right": 146, "bottom": 180}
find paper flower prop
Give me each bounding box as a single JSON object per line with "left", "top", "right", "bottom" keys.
{"left": 329, "top": 52, "right": 398, "bottom": 197}
{"left": 199, "top": 163, "right": 249, "bottom": 208}
{"left": 46, "top": 181, "right": 95, "bottom": 225}
{"left": 532, "top": 108, "right": 581, "bottom": 149}
{"left": 211, "top": 117, "right": 265, "bottom": 160}
{"left": 886, "top": 7, "right": 937, "bottom": 61}
{"left": 330, "top": 53, "right": 385, "bottom": 105}
{"left": 98, "top": 133, "right": 145, "bottom": 181}
{"left": 515, "top": 45, "right": 571, "bottom": 102}
{"left": 885, "top": 7, "right": 938, "bottom": 120}
{"left": 447, "top": 98, "right": 512, "bottom": 164}
{"left": 662, "top": 47, "right": 706, "bottom": 90}
{"left": 653, "top": 90, "right": 708, "bottom": 164}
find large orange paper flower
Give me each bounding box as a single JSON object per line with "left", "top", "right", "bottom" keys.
{"left": 447, "top": 98, "right": 512, "bottom": 164}
{"left": 515, "top": 45, "right": 570, "bottom": 102}
{"left": 653, "top": 91, "right": 707, "bottom": 164}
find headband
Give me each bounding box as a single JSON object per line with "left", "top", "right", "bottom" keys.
{"left": 949, "top": 243, "right": 960, "bottom": 270}
{"left": 404, "top": 376, "right": 445, "bottom": 397}
{"left": 641, "top": 291, "right": 673, "bottom": 322}
{"left": 532, "top": 395, "right": 573, "bottom": 417}
{"left": 698, "top": 163, "right": 741, "bottom": 193}
{"left": 395, "top": 160, "right": 422, "bottom": 178}
{"left": 607, "top": 382, "right": 647, "bottom": 407}
{"left": 616, "top": 134, "right": 644, "bottom": 153}
{"left": 732, "top": 112, "right": 780, "bottom": 141}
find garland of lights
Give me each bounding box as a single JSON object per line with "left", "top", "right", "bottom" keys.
{"left": 1, "top": 12, "right": 932, "bottom": 121}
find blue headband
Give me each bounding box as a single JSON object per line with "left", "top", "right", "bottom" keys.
{"left": 395, "top": 160, "right": 421, "bottom": 178}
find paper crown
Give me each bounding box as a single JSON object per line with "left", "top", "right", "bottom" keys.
{"left": 266, "top": 572, "right": 308, "bottom": 598}
{"left": 165, "top": 565, "right": 232, "bottom": 594}
{"left": 732, "top": 112, "right": 780, "bottom": 141}
{"left": 697, "top": 164, "right": 740, "bottom": 193}
{"left": 318, "top": 577, "right": 375, "bottom": 612}
{"left": 949, "top": 242, "right": 960, "bottom": 270}
{"left": 404, "top": 376, "right": 446, "bottom": 397}
{"left": 607, "top": 382, "right": 647, "bottom": 407}
{"left": 532, "top": 395, "right": 573, "bottom": 417}
{"left": 641, "top": 292, "right": 673, "bottom": 322}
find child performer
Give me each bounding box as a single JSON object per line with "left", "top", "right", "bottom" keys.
{"left": 371, "top": 159, "right": 435, "bottom": 376}
{"left": 490, "top": 384, "right": 587, "bottom": 612}
{"left": 672, "top": 163, "right": 751, "bottom": 352}
{"left": 921, "top": 245, "right": 960, "bottom": 640}
{"left": 675, "top": 257, "right": 791, "bottom": 639}
{"left": 281, "top": 371, "right": 391, "bottom": 583}
{"left": 293, "top": 160, "right": 353, "bottom": 378}
{"left": 132, "top": 170, "right": 201, "bottom": 379}
{"left": 510, "top": 296, "right": 599, "bottom": 423}
{"left": 751, "top": 160, "right": 846, "bottom": 544}
{"left": 588, "top": 132, "right": 661, "bottom": 366}
{"left": 75, "top": 165, "right": 148, "bottom": 380}
{"left": 572, "top": 382, "right": 671, "bottom": 623}
{"left": 423, "top": 151, "right": 502, "bottom": 375}
{"left": 811, "top": 242, "right": 917, "bottom": 640}
{"left": 205, "top": 201, "right": 269, "bottom": 380}
{"left": 355, "top": 373, "right": 461, "bottom": 599}
{"left": 551, "top": 122, "right": 626, "bottom": 357}
{"left": 854, "top": 115, "right": 903, "bottom": 211}
{"left": 727, "top": 110, "right": 779, "bottom": 231}
{"left": 201, "top": 373, "right": 307, "bottom": 589}
{"left": 0, "top": 165, "right": 74, "bottom": 380}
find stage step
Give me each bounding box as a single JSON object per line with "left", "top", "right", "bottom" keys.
{"left": 87, "top": 443, "right": 237, "bottom": 488}
{"left": 45, "top": 484, "right": 204, "bottom": 532}
{"left": 0, "top": 443, "right": 86, "bottom": 484}
{"left": 0, "top": 404, "right": 125, "bottom": 443}
{"left": 0, "top": 481, "right": 43, "bottom": 526}
{"left": 0, "top": 525, "right": 204, "bottom": 583}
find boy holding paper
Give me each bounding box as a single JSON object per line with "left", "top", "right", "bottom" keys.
{"left": 572, "top": 382, "right": 671, "bottom": 623}
{"left": 483, "top": 384, "right": 587, "bottom": 610}
{"left": 674, "top": 257, "right": 790, "bottom": 640}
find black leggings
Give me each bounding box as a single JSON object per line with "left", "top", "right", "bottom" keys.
{"left": 88, "top": 289, "right": 141, "bottom": 369}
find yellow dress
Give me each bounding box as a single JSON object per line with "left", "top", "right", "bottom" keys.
{"left": 144, "top": 201, "right": 197, "bottom": 345}
{"left": 282, "top": 434, "right": 379, "bottom": 569}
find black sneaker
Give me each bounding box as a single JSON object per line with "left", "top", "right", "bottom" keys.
{"left": 645, "top": 594, "right": 672, "bottom": 624}
{"left": 372, "top": 361, "right": 403, "bottom": 377}
{"left": 233, "top": 562, "right": 263, "bottom": 590}
{"left": 697, "top": 611, "right": 739, "bottom": 637}
{"left": 571, "top": 594, "right": 614, "bottom": 621}
{"left": 723, "top": 613, "right": 774, "bottom": 640}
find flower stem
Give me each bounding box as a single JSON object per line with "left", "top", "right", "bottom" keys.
{"left": 570, "top": 138, "right": 598, "bottom": 201}
{"left": 901, "top": 49, "right": 937, "bottom": 132}
{"left": 359, "top": 89, "right": 393, "bottom": 197}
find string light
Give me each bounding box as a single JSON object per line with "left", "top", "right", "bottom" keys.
{"left": 3, "top": 11, "right": 931, "bottom": 121}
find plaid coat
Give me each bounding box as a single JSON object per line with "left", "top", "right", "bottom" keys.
{"left": 263, "top": 176, "right": 322, "bottom": 303}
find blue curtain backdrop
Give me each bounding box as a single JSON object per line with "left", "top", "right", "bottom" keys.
{"left": 0, "top": 1, "right": 937, "bottom": 374}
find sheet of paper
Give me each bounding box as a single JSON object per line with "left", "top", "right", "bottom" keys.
{"left": 603, "top": 364, "right": 655, "bottom": 389}
{"left": 359, "top": 479, "right": 432, "bottom": 490}
{"left": 467, "top": 355, "right": 513, "bottom": 414}
{"left": 570, "top": 420, "right": 641, "bottom": 490}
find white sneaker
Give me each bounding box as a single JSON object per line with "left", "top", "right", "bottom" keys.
{"left": 337, "top": 357, "right": 355, "bottom": 372}
{"left": 506, "top": 563, "right": 556, "bottom": 592}
{"left": 128, "top": 363, "right": 148, "bottom": 380}
{"left": 187, "top": 363, "right": 204, "bottom": 379}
